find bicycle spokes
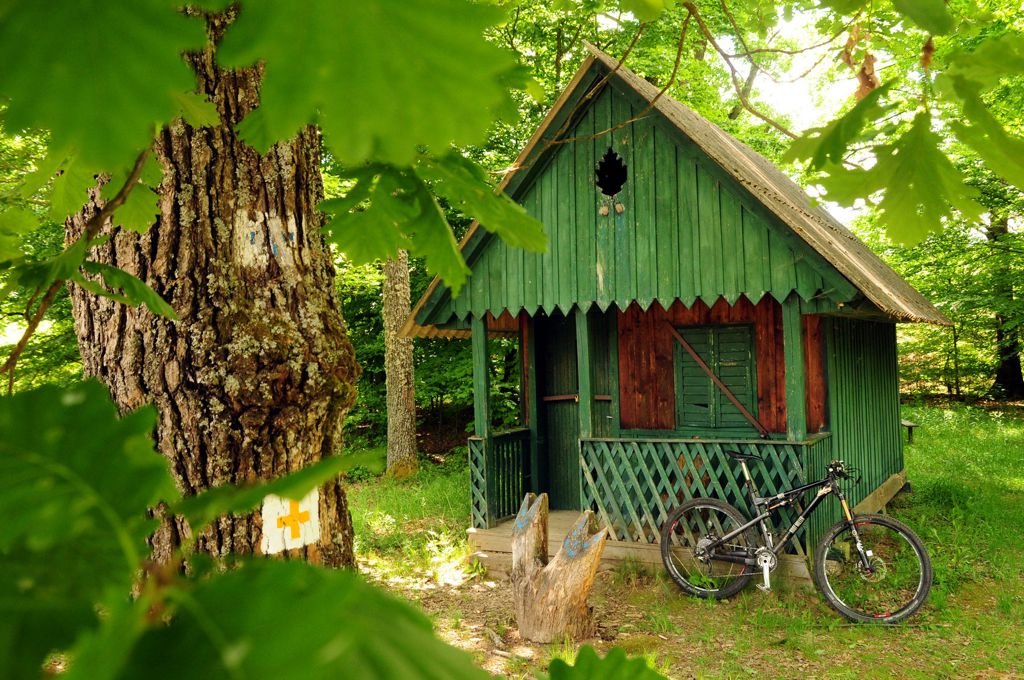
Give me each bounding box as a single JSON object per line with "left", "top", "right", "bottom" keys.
{"left": 819, "top": 520, "right": 927, "bottom": 620}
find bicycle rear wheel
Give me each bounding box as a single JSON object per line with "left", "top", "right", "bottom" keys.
{"left": 814, "top": 513, "right": 932, "bottom": 623}
{"left": 660, "top": 498, "right": 755, "bottom": 599}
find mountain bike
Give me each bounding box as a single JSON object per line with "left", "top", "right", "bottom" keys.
{"left": 659, "top": 450, "right": 932, "bottom": 623}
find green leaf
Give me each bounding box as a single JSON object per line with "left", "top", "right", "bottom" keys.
{"left": 80, "top": 262, "right": 178, "bottom": 319}
{"left": 891, "top": 0, "right": 955, "bottom": 35}
{"left": 0, "top": 381, "right": 177, "bottom": 677}
{"left": 217, "top": 0, "right": 518, "bottom": 165}
{"left": 943, "top": 33, "right": 1024, "bottom": 92}
{"left": 174, "top": 455, "right": 348, "bottom": 533}
{"left": 111, "top": 185, "right": 161, "bottom": 233}
{"left": 0, "top": 207, "right": 37, "bottom": 235}
{"left": 548, "top": 646, "right": 666, "bottom": 679}
{"left": 0, "top": 207, "right": 38, "bottom": 261}
{"left": 120, "top": 561, "right": 488, "bottom": 680}
{"left": 816, "top": 112, "right": 983, "bottom": 243}
{"left": 946, "top": 83, "right": 1024, "bottom": 193}
{"left": 819, "top": 0, "right": 870, "bottom": 14}
{"left": 172, "top": 91, "right": 221, "bottom": 129}
{"left": 0, "top": 1, "right": 206, "bottom": 171}
{"left": 321, "top": 167, "right": 470, "bottom": 294}
{"left": 49, "top": 157, "right": 99, "bottom": 221}
{"left": 62, "top": 590, "right": 151, "bottom": 680}
{"left": 619, "top": 0, "right": 676, "bottom": 22}
{"left": 416, "top": 153, "right": 548, "bottom": 252}
{"left": 783, "top": 85, "right": 891, "bottom": 170}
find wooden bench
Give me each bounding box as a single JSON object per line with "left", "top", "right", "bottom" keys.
{"left": 901, "top": 418, "right": 919, "bottom": 444}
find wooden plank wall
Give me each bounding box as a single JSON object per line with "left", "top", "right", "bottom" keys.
{"left": 616, "top": 297, "right": 827, "bottom": 434}
{"left": 440, "top": 83, "right": 840, "bottom": 324}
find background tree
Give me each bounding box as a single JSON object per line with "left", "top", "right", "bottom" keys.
{"left": 383, "top": 250, "right": 418, "bottom": 477}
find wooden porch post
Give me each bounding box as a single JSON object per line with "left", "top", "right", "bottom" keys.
{"left": 575, "top": 306, "right": 594, "bottom": 439}
{"left": 471, "top": 314, "right": 491, "bottom": 438}
{"left": 782, "top": 294, "right": 807, "bottom": 440}
{"left": 524, "top": 314, "right": 541, "bottom": 493}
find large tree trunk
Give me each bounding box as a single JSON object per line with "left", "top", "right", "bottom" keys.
{"left": 66, "top": 15, "right": 359, "bottom": 567}
{"left": 382, "top": 250, "right": 417, "bottom": 477}
{"left": 986, "top": 216, "right": 1024, "bottom": 400}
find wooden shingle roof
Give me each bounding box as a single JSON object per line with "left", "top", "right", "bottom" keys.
{"left": 402, "top": 44, "right": 949, "bottom": 337}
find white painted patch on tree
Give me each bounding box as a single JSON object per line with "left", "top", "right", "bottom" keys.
{"left": 261, "top": 487, "right": 320, "bottom": 554}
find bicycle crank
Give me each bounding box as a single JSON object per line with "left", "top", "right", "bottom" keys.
{"left": 755, "top": 547, "right": 778, "bottom": 592}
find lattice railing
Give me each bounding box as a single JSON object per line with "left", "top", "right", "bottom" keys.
{"left": 469, "top": 428, "right": 530, "bottom": 529}
{"left": 580, "top": 437, "right": 828, "bottom": 548}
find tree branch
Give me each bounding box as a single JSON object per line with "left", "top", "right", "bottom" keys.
{"left": 682, "top": 1, "right": 796, "bottom": 139}
{"left": 0, "top": 148, "right": 152, "bottom": 392}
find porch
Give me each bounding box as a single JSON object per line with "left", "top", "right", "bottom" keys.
{"left": 467, "top": 510, "right": 811, "bottom": 581}
{"left": 467, "top": 428, "right": 907, "bottom": 580}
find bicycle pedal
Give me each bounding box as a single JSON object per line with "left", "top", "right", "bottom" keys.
{"left": 756, "top": 583, "right": 772, "bottom": 592}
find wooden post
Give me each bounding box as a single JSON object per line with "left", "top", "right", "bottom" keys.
{"left": 511, "top": 493, "right": 608, "bottom": 642}
{"left": 782, "top": 294, "right": 807, "bottom": 441}
{"left": 471, "top": 314, "right": 491, "bottom": 439}
{"left": 523, "top": 315, "right": 541, "bottom": 493}
{"left": 575, "top": 306, "right": 594, "bottom": 439}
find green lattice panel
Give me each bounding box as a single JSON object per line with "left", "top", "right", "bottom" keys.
{"left": 581, "top": 438, "right": 810, "bottom": 550}
{"left": 468, "top": 437, "right": 488, "bottom": 529}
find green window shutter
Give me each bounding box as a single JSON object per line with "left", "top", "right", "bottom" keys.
{"left": 715, "top": 325, "right": 757, "bottom": 428}
{"left": 675, "top": 325, "right": 758, "bottom": 431}
{"left": 677, "top": 329, "right": 714, "bottom": 428}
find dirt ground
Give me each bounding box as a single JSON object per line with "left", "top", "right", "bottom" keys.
{"left": 361, "top": 558, "right": 1023, "bottom": 680}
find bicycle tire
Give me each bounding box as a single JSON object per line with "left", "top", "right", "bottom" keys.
{"left": 814, "top": 513, "right": 932, "bottom": 623}
{"left": 660, "top": 498, "right": 756, "bottom": 599}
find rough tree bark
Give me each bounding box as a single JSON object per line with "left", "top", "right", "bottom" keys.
{"left": 986, "top": 215, "right": 1024, "bottom": 400}
{"left": 382, "top": 250, "right": 417, "bottom": 477}
{"left": 511, "top": 493, "right": 608, "bottom": 642}
{"left": 66, "top": 14, "right": 359, "bottom": 567}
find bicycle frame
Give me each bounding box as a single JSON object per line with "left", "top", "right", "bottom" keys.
{"left": 699, "top": 460, "right": 858, "bottom": 568}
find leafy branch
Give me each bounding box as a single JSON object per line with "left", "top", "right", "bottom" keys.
{"left": 0, "top": 149, "right": 151, "bottom": 393}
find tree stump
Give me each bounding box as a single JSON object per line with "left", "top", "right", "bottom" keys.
{"left": 511, "top": 493, "right": 608, "bottom": 642}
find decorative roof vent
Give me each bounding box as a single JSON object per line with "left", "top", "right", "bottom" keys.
{"left": 595, "top": 147, "right": 627, "bottom": 197}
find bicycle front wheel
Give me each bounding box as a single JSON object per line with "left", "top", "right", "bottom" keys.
{"left": 814, "top": 513, "right": 932, "bottom": 623}
{"left": 660, "top": 498, "right": 755, "bottom": 600}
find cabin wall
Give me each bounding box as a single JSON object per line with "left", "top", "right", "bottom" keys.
{"left": 615, "top": 297, "right": 827, "bottom": 435}
{"left": 439, "top": 82, "right": 847, "bottom": 325}
{"left": 823, "top": 318, "right": 903, "bottom": 506}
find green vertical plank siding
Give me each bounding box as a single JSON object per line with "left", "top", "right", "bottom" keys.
{"left": 632, "top": 101, "right": 657, "bottom": 309}
{"left": 611, "top": 90, "right": 635, "bottom": 302}
{"left": 676, "top": 153, "right": 699, "bottom": 305}
{"left": 654, "top": 126, "right": 678, "bottom": 302}
{"left": 423, "top": 82, "right": 851, "bottom": 326}
{"left": 594, "top": 88, "right": 615, "bottom": 306}
{"left": 782, "top": 295, "right": 807, "bottom": 440}
{"left": 696, "top": 165, "right": 723, "bottom": 300}
{"left": 576, "top": 107, "right": 597, "bottom": 303}
{"left": 825, "top": 318, "right": 903, "bottom": 519}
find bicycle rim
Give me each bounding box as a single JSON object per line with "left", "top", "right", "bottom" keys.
{"left": 818, "top": 518, "right": 928, "bottom": 621}
{"left": 663, "top": 502, "right": 752, "bottom": 597}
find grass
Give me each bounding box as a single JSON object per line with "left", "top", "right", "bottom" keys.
{"left": 345, "top": 450, "right": 473, "bottom": 582}
{"left": 346, "top": 405, "right": 1024, "bottom": 678}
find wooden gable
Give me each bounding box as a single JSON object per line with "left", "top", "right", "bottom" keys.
{"left": 415, "top": 64, "right": 856, "bottom": 329}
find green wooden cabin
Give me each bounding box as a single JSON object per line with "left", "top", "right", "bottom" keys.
{"left": 403, "top": 44, "right": 949, "bottom": 554}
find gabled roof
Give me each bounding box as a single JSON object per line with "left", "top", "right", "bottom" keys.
{"left": 402, "top": 44, "right": 950, "bottom": 337}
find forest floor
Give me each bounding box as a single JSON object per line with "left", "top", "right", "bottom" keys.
{"left": 344, "top": 403, "right": 1024, "bottom": 679}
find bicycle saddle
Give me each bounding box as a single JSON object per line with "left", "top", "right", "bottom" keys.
{"left": 724, "top": 449, "right": 761, "bottom": 461}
